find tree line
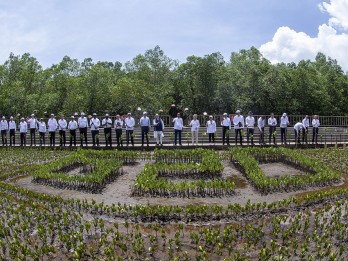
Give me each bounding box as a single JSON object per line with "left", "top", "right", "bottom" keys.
{"left": 0, "top": 45, "right": 347, "bottom": 119}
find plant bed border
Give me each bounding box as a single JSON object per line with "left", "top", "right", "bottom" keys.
{"left": 32, "top": 153, "right": 123, "bottom": 193}
{"left": 230, "top": 147, "right": 342, "bottom": 194}
{"left": 132, "top": 149, "right": 235, "bottom": 198}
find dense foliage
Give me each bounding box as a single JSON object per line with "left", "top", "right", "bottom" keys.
{"left": 0, "top": 46, "right": 347, "bottom": 117}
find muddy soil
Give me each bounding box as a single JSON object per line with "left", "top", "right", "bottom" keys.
{"left": 259, "top": 162, "right": 305, "bottom": 178}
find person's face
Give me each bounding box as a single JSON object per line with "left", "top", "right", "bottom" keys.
{"left": 61, "top": 116, "right": 64, "bottom": 119}
{"left": 271, "top": 113, "right": 274, "bottom": 117}
{"left": 177, "top": 113, "right": 180, "bottom": 118}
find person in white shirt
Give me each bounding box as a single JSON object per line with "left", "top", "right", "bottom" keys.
{"left": 140, "top": 112, "right": 151, "bottom": 146}
{"left": 47, "top": 114, "right": 58, "bottom": 147}
{"left": 8, "top": 116, "right": 16, "bottom": 146}
{"left": 102, "top": 114, "right": 113, "bottom": 147}
{"left": 312, "top": 114, "right": 320, "bottom": 144}
{"left": 280, "top": 113, "right": 289, "bottom": 145}
{"left": 268, "top": 113, "right": 277, "bottom": 145}
{"left": 233, "top": 110, "right": 244, "bottom": 146}
{"left": 258, "top": 116, "right": 265, "bottom": 145}
{"left": 38, "top": 118, "right": 46, "bottom": 146}
{"left": 206, "top": 115, "right": 216, "bottom": 145}
{"left": 125, "top": 113, "right": 135, "bottom": 146}
{"left": 68, "top": 116, "right": 78, "bottom": 147}
{"left": 221, "top": 113, "right": 231, "bottom": 145}
{"left": 19, "top": 118, "right": 28, "bottom": 147}
{"left": 189, "top": 114, "right": 200, "bottom": 145}
{"left": 114, "top": 114, "right": 124, "bottom": 147}
{"left": 78, "top": 112, "right": 88, "bottom": 147}
{"left": 294, "top": 122, "right": 304, "bottom": 144}
{"left": 302, "top": 115, "right": 310, "bottom": 144}
{"left": 58, "top": 114, "right": 67, "bottom": 147}
{"left": 245, "top": 111, "right": 255, "bottom": 145}
{"left": 173, "top": 112, "right": 183, "bottom": 146}
{"left": 28, "top": 114, "right": 38, "bottom": 146}
{"left": 0, "top": 116, "right": 8, "bottom": 146}
{"left": 90, "top": 113, "right": 100, "bottom": 147}
{"left": 153, "top": 114, "right": 164, "bottom": 146}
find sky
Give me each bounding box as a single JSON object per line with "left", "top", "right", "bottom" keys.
{"left": 0, "top": 0, "right": 347, "bottom": 71}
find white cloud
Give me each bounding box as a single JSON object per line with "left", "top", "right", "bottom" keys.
{"left": 260, "top": 0, "right": 348, "bottom": 71}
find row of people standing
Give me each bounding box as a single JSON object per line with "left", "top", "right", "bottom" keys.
{"left": 0, "top": 111, "right": 321, "bottom": 147}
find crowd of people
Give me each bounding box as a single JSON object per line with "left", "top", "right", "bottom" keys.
{"left": 0, "top": 111, "right": 321, "bottom": 147}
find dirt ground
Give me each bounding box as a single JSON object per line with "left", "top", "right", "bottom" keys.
{"left": 259, "top": 162, "right": 305, "bottom": 178}
{"left": 11, "top": 160, "right": 329, "bottom": 207}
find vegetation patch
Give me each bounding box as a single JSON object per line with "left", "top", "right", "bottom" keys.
{"left": 32, "top": 152, "right": 123, "bottom": 193}
{"left": 132, "top": 149, "right": 235, "bottom": 197}
{"left": 230, "top": 147, "right": 342, "bottom": 194}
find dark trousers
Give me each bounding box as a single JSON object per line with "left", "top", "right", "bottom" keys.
{"left": 174, "top": 129, "right": 182, "bottom": 145}
{"left": 259, "top": 127, "right": 265, "bottom": 144}
{"left": 312, "top": 127, "right": 319, "bottom": 143}
{"left": 79, "top": 127, "right": 88, "bottom": 146}
{"left": 20, "top": 133, "right": 26, "bottom": 146}
{"left": 30, "top": 128, "right": 36, "bottom": 146}
{"left": 1, "top": 130, "right": 7, "bottom": 146}
{"left": 294, "top": 130, "right": 303, "bottom": 144}
{"left": 141, "top": 126, "right": 149, "bottom": 145}
{"left": 59, "top": 130, "right": 66, "bottom": 146}
{"left": 222, "top": 126, "right": 230, "bottom": 145}
{"left": 247, "top": 128, "right": 254, "bottom": 144}
{"left": 280, "top": 127, "right": 287, "bottom": 144}
{"left": 208, "top": 133, "right": 215, "bottom": 143}
{"left": 104, "top": 128, "right": 112, "bottom": 147}
{"left": 70, "top": 130, "right": 76, "bottom": 146}
{"left": 9, "top": 129, "right": 15, "bottom": 146}
{"left": 91, "top": 130, "right": 99, "bottom": 146}
{"left": 303, "top": 127, "right": 308, "bottom": 143}
{"left": 49, "top": 131, "right": 56, "bottom": 147}
{"left": 39, "top": 132, "right": 45, "bottom": 146}
{"left": 115, "top": 129, "right": 123, "bottom": 146}
{"left": 235, "top": 129, "right": 242, "bottom": 145}
{"left": 126, "top": 130, "right": 134, "bottom": 145}
{"left": 269, "top": 126, "right": 276, "bottom": 144}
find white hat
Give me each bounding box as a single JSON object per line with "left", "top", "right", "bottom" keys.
{"left": 71, "top": 115, "right": 75, "bottom": 119}
{"left": 105, "top": 113, "right": 109, "bottom": 117}
{"left": 236, "top": 110, "right": 241, "bottom": 114}
{"left": 143, "top": 111, "right": 147, "bottom": 115}
{"left": 282, "top": 113, "right": 287, "bottom": 117}
{"left": 31, "top": 114, "right": 35, "bottom": 117}
{"left": 2, "top": 116, "right": 5, "bottom": 119}
{"left": 93, "top": 113, "right": 97, "bottom": 116}
{"left": 10, "top": 116, "right": 13, "bottom": 119}
{"left": 81, "top": 112, "right": 85, "bottom": 116}
{"left": 223, "top": 113, "right": 228, "bottom": 116}
{"left": 21, "top": 117, "right": 25, "bottom": 120}
{"left": 51, "top": 113, "right": 54, "bottom": 116}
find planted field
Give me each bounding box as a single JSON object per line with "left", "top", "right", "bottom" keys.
{"left": 0, "top": 147, "right": 348, "bottom": 260}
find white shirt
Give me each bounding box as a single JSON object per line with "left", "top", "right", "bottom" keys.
{"left": 258, "top": 117, "right": 265, "bottom": 131}
{"left": 206, "top": 120, "right": 216, "bottom": 133}
{"left": 78, "top": 117, "right": 88, "bottom": 128}
{"left": 140, "top": 116, "right": 151, "bottom": 127}
{"left": 312, "top": 119, "right": 320, "bottom": 128}
{"left": 125, "top": 117, "right": 135, "bottom": 130}
{"left": 173, "top": 117, "right": 183, "bottom": 130}
{"left": 38, "top": 122, "right": 46, "bottom": 133}
{"left": 221, "top": 117, "right": 231, "bottom": 128}
{"left": 189, "top": 119, "right": 200, "bottom": 132}
{"left": 245, "top": 116, "right": 255, "bottom": 129}
{"left": 8, "top": 120, "right": 16, "bottom": 130}
{"left": 28, "top": 118, "right": 37, "bottom": 129}
{"left": 233, "top": 115, "right": 244, "bottom": 129}
{"left": 90, "top": 118, "right": 100, "bottom": 130}
{"left": 58, "top": 119, "right": 67, "bottom": 130}
{"left": 294, "top": 122, "right": 304, "bottom": 133}
{"left": 20, "top": 122, "right": 28, "bottom": 133}
{"left": 280, "top": 116, "right": 289, "bottom": 128}
{"left": 268, "top": 117, "right": 277, "bottom": 126}
{"left": 68, "top": 120, "right": 78, "bottom": 130}
{"left": 102, "top": 118, "right": 112, "bottom": 128}
{"left": 302, "top": 118, "right": 310, "bottom": 128}
{"left": 0, "top": 120, "right": 8, "bottom": 131}
{"left": 47, "top": 118, "right": 58, "bottom": 132}
{"left": 114, "top": 119, "right": 124, "bottom": 129}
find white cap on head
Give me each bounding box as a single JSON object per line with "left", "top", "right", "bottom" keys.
{"left": 21, "top": 117, "right": 24, "bottom": 120}
{"left": 81, "top": 112, "right": 85, "bottom": 116}
{"left": 2, "top": 116, "right": 5, "bottom": 119}
{"left": 93, "top": 113, "right": 97, "bottom": 116}
{"left": 282, "top": 113, "right": 287, "bottom": 117}
{"left": 223, "top": 113, "right": 228, "bottom": 116}
{"left": 236, "top": 110, "right": 241, "bottom": 114}
{"left": 71, "top": 115, "right": 74, "bottom": 119}
{"left": 31, "top": 114, "right": 35, "bottom": 117}
{"left": 143, "top": 111, "right": 147, "bottom": 115}
{"left": 10, "top": 116, "right": 13, "bottom": 119}
{"left": 105, "top": 113, "right": 109, "bottom": 117}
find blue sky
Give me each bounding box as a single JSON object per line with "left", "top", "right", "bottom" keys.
{"left": 0, "top": 0, "right": 347, "bottom": 70}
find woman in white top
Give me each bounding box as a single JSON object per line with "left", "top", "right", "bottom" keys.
{"left": 206, "top": 115, "right": 216, "bottom": 145}
{"left": 189, "top": 114, "right": 200, "bottom": 145}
